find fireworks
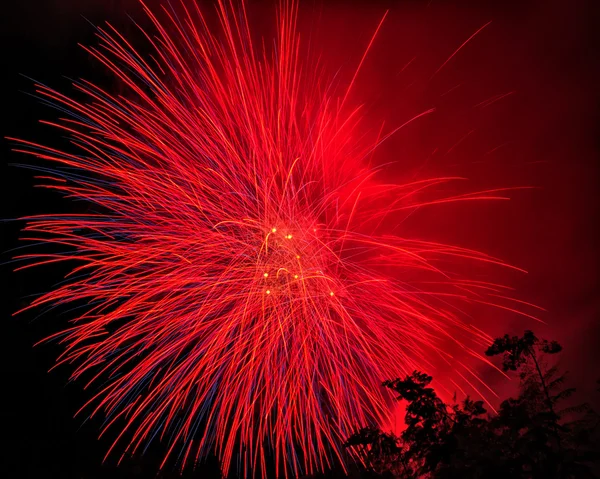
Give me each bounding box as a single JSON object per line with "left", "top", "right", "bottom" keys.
{"left": 11, "top": 0, "right": 538, "bottom": 477}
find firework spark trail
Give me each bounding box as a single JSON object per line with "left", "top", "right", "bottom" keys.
{"left": 11, "top": 0, "right": 538, "bottom": 477}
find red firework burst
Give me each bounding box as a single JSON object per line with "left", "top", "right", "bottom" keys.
{"left": 10, "top": 0, "right": 539, "bottom": 477}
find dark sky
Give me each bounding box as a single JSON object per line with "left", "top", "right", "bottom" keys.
{"left": 1, "top": 0, "right": 598, "bottom": 478}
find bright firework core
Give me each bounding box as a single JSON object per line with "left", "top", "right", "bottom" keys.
{"left": 261, "top": 226, "right": 334, "bottom": 299}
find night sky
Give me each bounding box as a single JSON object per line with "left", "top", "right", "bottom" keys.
{"left": 1, "top": 0, "right": 598, "bottom": 478}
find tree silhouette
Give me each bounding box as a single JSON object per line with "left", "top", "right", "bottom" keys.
{"left": 486, "top": 331, "right": 598, "bottom": 478}
{"left": 344, "top": 331, "right": 599, "bottom": 478}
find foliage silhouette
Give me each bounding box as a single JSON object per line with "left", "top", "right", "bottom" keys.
{"left": 344, "top": 331, "right": 599, "bottom": 478}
